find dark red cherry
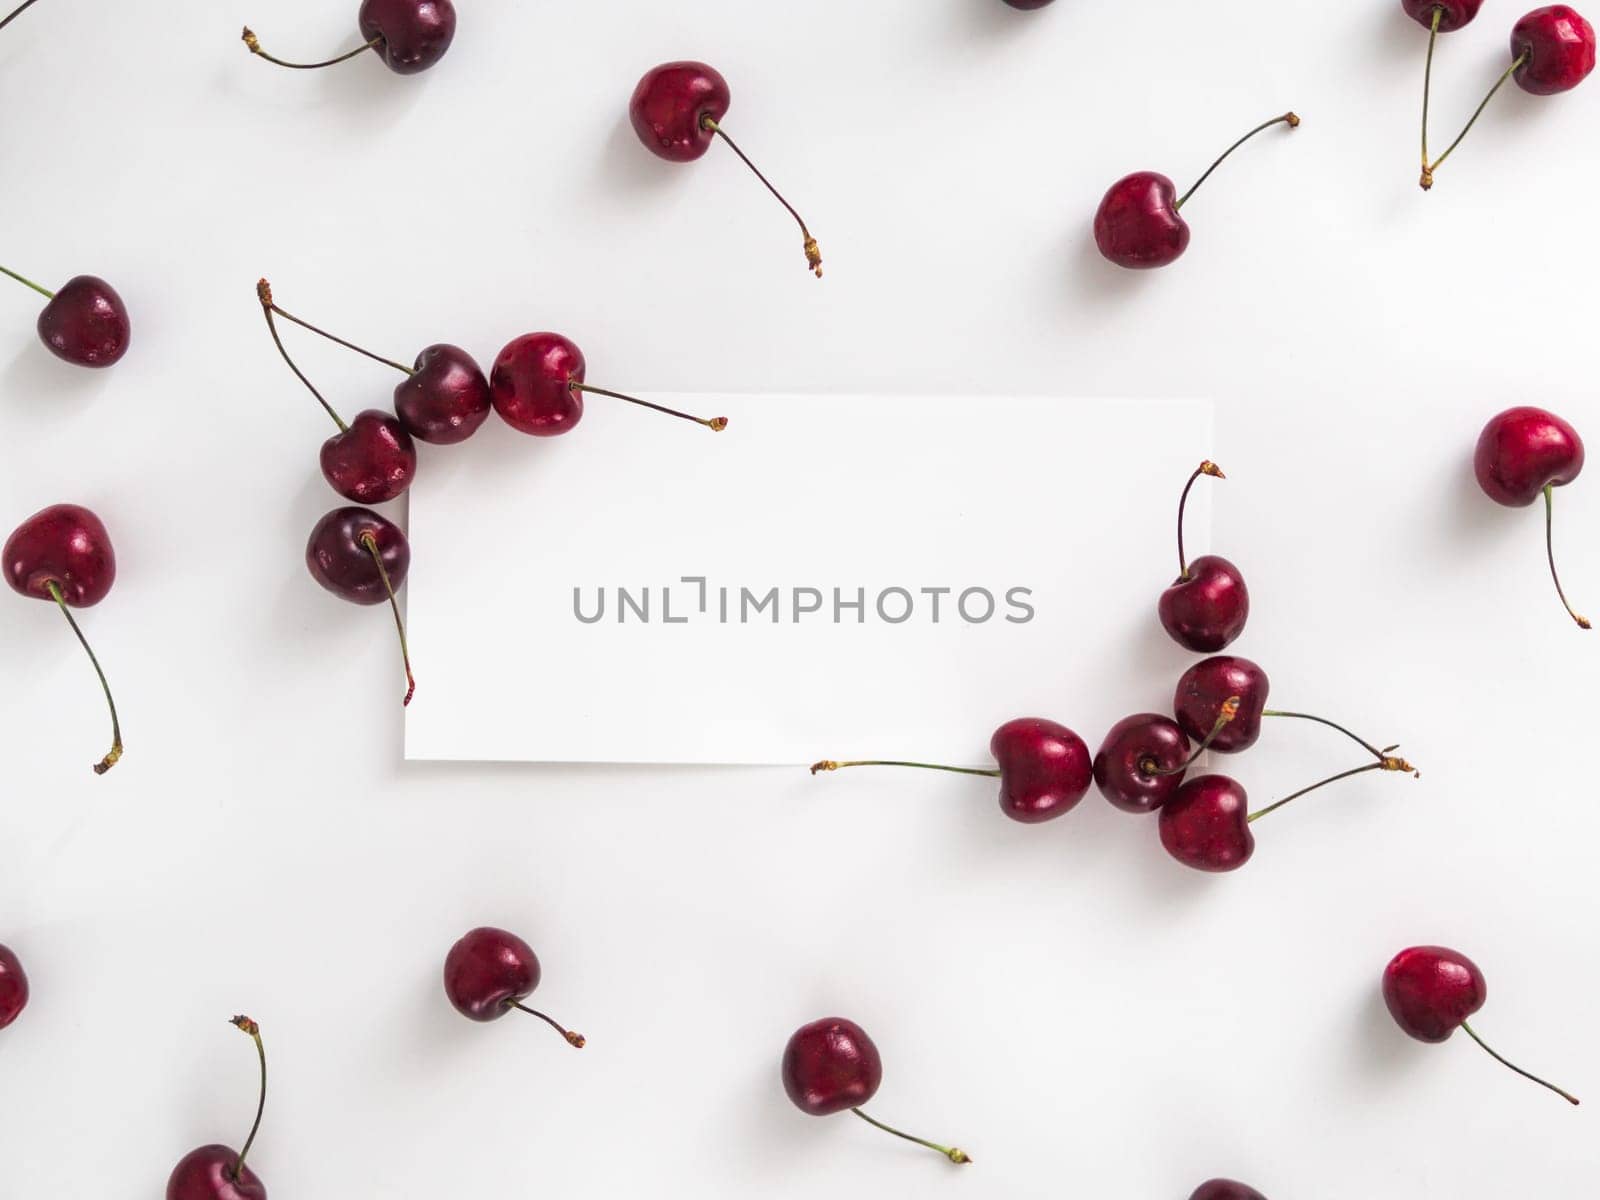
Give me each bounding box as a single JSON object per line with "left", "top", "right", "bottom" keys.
{"left": 306, "top": 507, "right": 414, "bottom": 703}
{"left": 1093, "top": 713, "right": 1191, "bottom": 813}
{"left": 1382, "top": 945, "right": 1579, "bottom": 1104}
{"left": 1174, "top": 656, "right": 1269, "bottom": 753}
{"left": 1512, "top": 5, "right": 1597, "bottom": 94}
{"left": 491, "top": 332, "right": 584, "bottom": 436}
{"left": 0, "top": 944, "right": 28, "bottom": 1030}
{"left": 3, "top": 265, "right": 130, "bottom": 368}
{"left": 1159, "top": 774, "right": 1255, "bottom": 872}
{"left": 782, "top": 1017, "right": 883, "bottom": 1116}
{"left": 990, "top": 717, "right": 1091, "bottom": 823}
{"left": 629, "top": 61, "right": 729, "bottom": 162}
{"left": 359, "top": 0, "right": 456, "bottom": 73}
{"left": 167, "top": 1017, "right": 269, "bottom": 1200}
{"left": 318, "top": 410, "right": 416, "bottom": 504}
{"left": 394, "top": 344, "right": 490, "bottom": 445}
{"left": 1160, "top": 556, "right": 1249, "bottom": 651}
{"left": 1001, "top": 0, "right": 1057, "bottom": 8}
{"left": 1403, "top": 0, "right": 1483, "bottom": 30}
{"left": 1190, "top": 1181, "right": 1267, "bottom": 1200}
{"left": 443, "top": 926, "right": 585, "bottom": 1045}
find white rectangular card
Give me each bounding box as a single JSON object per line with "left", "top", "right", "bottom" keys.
{"left": 404, "top": 395, "right": 1212, "bottom": 765}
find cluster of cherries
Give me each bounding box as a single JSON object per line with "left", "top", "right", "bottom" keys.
{"left": 815, "top": 461, "right": 1420, "bottom": 874}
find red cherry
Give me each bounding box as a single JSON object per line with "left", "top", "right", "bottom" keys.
{"left": 443, "top": 927, "right": 585, "bottom": 1046}
{"left": 0, "top": 944, "right": 28, "bottom": 1030}
{"left": 1159, "top": 774, "right": 1255, "bottom": 872}
{"left": 1093, "top": 713, "right": 1192, "bottom": 813}
{"left": 1403, "top": 0, "right": 1484, "bottom": 30}
{"left": 1158, "top": 461, "right": 1249, "bottom": 651}
{"left": 1190, "top": 1182, "right": 1268, "bottom": 1200}
{"left": 242, "top": 0, "right": 456, "bottom": 75}
{"left": 305, "top": 507, "right": 415, "bottom": 705}
{"left": 2, "top": 265, "right": 130, "bottom": 368}
{"left": 1512, "top": 5, "right": 1597, "bottom": 94}
{"left": 166, "top": 1017, "right": 270, "bottom": 1200}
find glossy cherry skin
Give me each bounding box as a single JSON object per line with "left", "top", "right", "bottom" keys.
{"left": 1159, "top": 775, "right": 1255, "bottom": 872}
{"left": 1512, "top": 5, "right": 1597, "bottom": 94}
{"left": 629, "top": 62, "right": 730, "bottom": 162}
{"left": 357, "top": 0, "right": 456, "bottom": 74}
{"left": 1174, "top": 656, "right": 1269, "bottom": 753}
{"left": 1190, "top": 1181, "right": 1267, "bottom": 1200}
{"left": 443, "top": 927, "right": 541, "bottom": 1021}
{"left": 36, "top": 275, "right": 130, "bottom": 368}
{"left": 491, "top": 332, "right": 586, "bottom": 437}
{"left": 4, "top": 504, "right": 115, "bottom": 607}
{"left": 1093, "top": 713, "right": 1192, "bottom": 813}
{"left": 305, "top": 507, "right": 409, "bottom": 606}
{"left": 1402, "top": 0, "right": 1483, "bottom": 30}
{"left": 1382, "top": 945, "right": 1487, "bottom": 1042}
{"left": 1159, "top": 555, "right": 1250, "bottom": 652}
{"left": 782, "top": 1017, "right": 883, "bottom": 1116}
{"left": 394, "top": 344, "right": 490, "bottom": 445}
{"left": 0, "top": 945, "right": 28, "bottom": 1030}
{"left": 166, "top": 1146, "right": 266, "bottom": 1200}
{"left": 990, "top": 717, "right": 1092, "bottom": 823}
{"left": 318, "top": 410, "right": 416, "bottom": 505}
{"left": 1094, "top": 173, "right": 1189, "bottom": 269}
{"left": 1474, "top": 406, "right": 1584, "bottom": 506}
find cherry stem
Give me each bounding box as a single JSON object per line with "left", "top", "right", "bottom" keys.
{"left": 0, "top": 263, "right": 54, "bottom": 299}
{"left": 1419, "top": 7, "right": 1442, "bottom": 188}
{"left": 256, "top": 280, "right": 347, "bottom": 432}
{"left": 45, "top": 581, "right": 122, "bottom": 775}
{"left": 701, "top": 116, "right": 822, "bottom": 278}
{"left": 1143, "top": 696, "right": 1239, "bottom": 776}
{"left": 1175, "top": 111, "right": 1299, "bottom": 211}
{"left": 1460, "top": 1021, "right": 1579, "bottom": 1105}
{"left": 240, "top": 27, "right": 382, "bottom": 70}
{"left": 1424, "top": 52, "right": 1527, "bottom": 186}
{"left": 570, "top": 382, "right": 727, "bottom": 431}
{"left": 1544, "top": 484, "right": 1590, "bottom": 629}
{"left": 508, "top": 1001, "right": 586, "bottom": 1048}
{"left": 1260, "top": 709, "right": 1395, "bottom": 764}
{"left": 810, "top": 758, "right": 999, "bottom": 778}
{"left": 261, "top": 299, "right": 413, "bottom": 378}
{"left": 360, "top": 534, "right": 415, "bottom": 707}
{"left": 1176, "top": 460, "right": 1224, "bottom": 579}
{"left": 850, "top": 1108, "right": 970, "bottom": 1164}
{"left": 1246, "top": 752, "right": 1417, "bottom": 823}
{"left": 228, "top": 1016, "right": 267, "bottom": 1181}
{"left": 0, "top": 0, "right": 43, "bottom": 34}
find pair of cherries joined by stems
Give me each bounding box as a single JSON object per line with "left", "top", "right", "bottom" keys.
{"left": 1410, "top": 3, "right": 1596, "bottom": 189}
{"left": 3, "top": 504, "right": 124, "bottom": 773}
{"left": 1475, "top": 405, "right": 1590, "bottom": 628}
{"left": 1, "top": 261, "right": 129, "bottom": 368}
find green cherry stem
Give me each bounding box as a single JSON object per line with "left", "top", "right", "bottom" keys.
{"left": 1424, "top": 52, "right": 1528, "bottom": 187}
{"left": 1246, "top": 751, "right": 1417, "bottom": 824}
{"left": 810, "top": 758, "right": 999, "bottom": 778}
{"left": 508, "top": 1000, "right": 587, "bottom": 1048}
{"left": 228, "top": 1016, "right": 267, "bottom": 1182}
{"left": 1544, "top": 483, "right": 1590, "bottom": 629}
{"left": 0, "top": 263, "right": 55, "bottom": 299}
{"left": 700, "top": 115, "right": 822, "bottom": 278}
{"left": 1143, "top": 696, "right": 1239, "bottom": 776}
{"left": 1174, "top": 112, "right": 1300, "bottom": 211}
{"left": 0, "top": 0, "right": 44, "bottom": 34}
{"left": 360, "top": 533, "right": 415, "bottom": 707}
{"left": 1420, "top": 6, "right": 1442, "bottom": 188}
{"left": 1176, "top": 459, "right": 1225, "bottom": 579}
{"left": 1460, "top": 1021, "right": 1580, "bottom": 1105}
{"left": 569, "top": 383, "right": 727, "bottom": 431}
{"left": 850, "top": 1108, "right": 971, "bottom": 1165}
{"left": 256, "top": 280, "right": 347, "bottom": 432}
{"left": 241, "top": 27, "right": 382, "bottom": 70}
{"left": 45, "top": 581, "right": 122, "bottom": 775}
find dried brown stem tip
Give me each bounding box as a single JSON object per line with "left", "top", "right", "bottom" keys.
{"left": 1285, "top": 112, "right": 1301, "bottom": 128}
{"left": 803, "top": 237, "right": 823, "bottom": 279}
{"left": 565, "top": 1031, "right": 587, "bottom": 1048}
{"left": 256, "top": 278, "right": 273, "bottom": 307}
{"left": 93, "top": 746, "right": 122, "bottom": 776}
{"left": 810, "top": 760, "right": 839, "bottom": 774}
{"left": 1419, "top": 166, "right": 1434, "bottom": 191}
{"left": 707, "top": 417, "right": 729, "bottom": 432}
{"left": 1219, "top": 696, "right": 1240, "bottom": 722}
{"left": 1200, "top": 460, "right": 1225, "bottom": 479}
{"left": 230, "top": 1015, "right": 260, "bottom": 1036}
{"left": 242, "top": 27, "right": 261, "bottom": 54}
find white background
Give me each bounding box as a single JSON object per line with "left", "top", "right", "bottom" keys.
{"left": 1, "top": 1, "right": 1597, "bottom": 1197}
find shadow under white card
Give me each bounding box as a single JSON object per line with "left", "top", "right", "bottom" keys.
{"left": 404, "top": 395, "right": 1212, "bottom": 765}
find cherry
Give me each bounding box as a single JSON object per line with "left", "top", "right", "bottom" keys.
{"left": 3, "top": 503, "right": 123, "bottom": 773}
{"left": 1190, "top": 1182, "right": 1267, "bottom": 1200}
{"left": 1474, "top": 406, "right": 1588, "bottom": 628}
{"left": 1420, "top": 5, "right": 1595, "bottom": 187}
{"left": 490, "top": 332, "right": 726, "bottom": 437}
{"left": 443, "top": 926, "right": 585, "bottom": 1047}
{"left": 243, "top": 0, "right": 456, "bottom": 75}
{"left": 630, "top": 61, "right": 823, "bottom": 278}
{"left": 166, "top": 1017, "right": 269, "bottom": 1200}
{"left": 1094, "top": 701, "right": 1239, "bottom": 814}
{"left": 1093, "top": 112, "right": 1299, "bottom": 269}
{"left": 1001, "top": 0, "right": 1057, "bottom": 7}
{"left": 1403, "top": 0, "right": 1484, "bottom": 29}
{"left": 1174, "top": 657, "right": 1269, "bottom": 753}
{"left": 256, "top": 281, "right": 418, "bottom": 504}
{"left": 0, "top": 944, "right": 28, "bottom": 1030}
{"left": 305, "top": 506, "right": 415, "bottom": 705}
{"left": 811, "top": 717, "right": 1092, "bottom": 824}
{"left": 782, "top": 1017, "right": 969, "bottom": 1165}
{"left": 2, "top": 264, "right": 130, "bottom": 368}
{"left": 1158, "top": 461, "right": 1249, "bottom": 651}
{"left": 1383, "top": 945, "right": 1579, "bottom": 1105}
